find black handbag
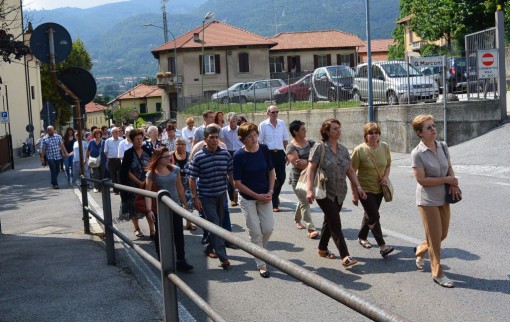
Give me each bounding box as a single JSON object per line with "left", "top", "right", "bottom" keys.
{"left": 441, "top": 143, "right": 462, "bottom": 204}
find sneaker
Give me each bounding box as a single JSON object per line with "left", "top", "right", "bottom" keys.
{"left": 176, "top": 260, "right": 194, "bottom": 272}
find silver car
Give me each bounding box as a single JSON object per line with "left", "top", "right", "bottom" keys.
{"left": 352, "top": 61, "right": 439, "bottom": 105}
{"left": 211, "top": 82, "right": 253, "bottom": 104}
{"left": 238, "top": 79, "right": 287, "bottom": 103}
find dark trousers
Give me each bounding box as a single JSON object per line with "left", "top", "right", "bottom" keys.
{"left": 47, "top": 159, "right": 61, "bottom": 186}
{"left": 107, "top": 158, "right": 121, "bottom": 192}
{"left": 358, "top": 192, "right": 386, "bottom": 246}
{"left": 270, "top": 150, "right": 286, "bottom": 208}
{"left": 154, "top": 211, "right": 186, "bottom": 261}
{"left": 227, "top": 151, "right": 236, "bottom": 201}
{"left": 316, "top": 197, "right": 350, "bottom": 259}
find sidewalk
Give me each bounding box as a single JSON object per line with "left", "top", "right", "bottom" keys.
{"left": 0, "top": 156, "right": 163, "bottom": 321}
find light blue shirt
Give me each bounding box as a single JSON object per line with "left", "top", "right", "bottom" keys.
{"left": 221, "top": 125, "right": 243, "bottom": 151}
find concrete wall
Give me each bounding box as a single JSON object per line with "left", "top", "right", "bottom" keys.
{"left": 179, "top": 99, "right": 502, "bottom": 153}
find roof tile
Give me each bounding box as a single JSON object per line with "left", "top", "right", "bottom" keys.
{"left": 358, "top": 39, "right": 395, "bottom": 53}
{"left": 269, "top": 30, "right": 364, "bottom": 51}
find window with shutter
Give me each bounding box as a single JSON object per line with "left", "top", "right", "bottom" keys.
{"left": 239, "top": 53, "right": 249, "bottom": 73}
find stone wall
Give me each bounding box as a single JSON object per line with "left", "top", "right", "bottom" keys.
{"left": 179, "top": 99, "right": 502, "bottom": 153}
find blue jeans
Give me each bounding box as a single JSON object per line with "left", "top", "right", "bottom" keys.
{"left": 64, "top": 156, "right": 74, "bottom": 182}
{"left": 47, "top": 159, "right": 61, "bottom": 186}
{"left": 200, "top": 193, "right": 232, "bottom": 243}
{"left": 200, "top": 194, "right": 228, "bottom": 261}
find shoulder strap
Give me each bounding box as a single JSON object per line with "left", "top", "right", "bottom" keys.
{"left": 365, "top": 145, "right": 384, "bottom": 181}
{"left": 440, "top": 142, "right": 449, "bottom": 159}
{"left": 318, "top": 142, "right": 325, "bottom": 167}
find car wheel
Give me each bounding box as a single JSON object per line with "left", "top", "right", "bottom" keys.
{"left": 221, "top": 97, "right": 230, "bottom": 104}
{"left": 328, "top": 91, "right": 336, "bottom": 102}
{"left": 387, "top": 91, "right": 399, "bottom": 105}
{"left": 352, "top": 90, "right": 362, "bottom": 101}
{"left": 239, "top": 96, "right": 247, "bottom": 104}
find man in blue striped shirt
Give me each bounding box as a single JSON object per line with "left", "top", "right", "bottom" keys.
{"left": 189, "top": 125, "right": 234, "bottom": 270}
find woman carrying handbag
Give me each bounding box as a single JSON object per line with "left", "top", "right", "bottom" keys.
{"left": 306, "top": 119, "right": 366, "bottom": 269}
{"left": 350, "top": 122, "right": 394, "bottom": 258}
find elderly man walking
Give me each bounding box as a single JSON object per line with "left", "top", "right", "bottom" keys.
{"left": 221, "top": 112, "right": 244, "bottom": 206}
{"left": 189, "top": 125, "right": 234, "bottom": 270}
{"left": 40, "top": 126, "right": 69, "bottom": 189}
{"left": 259, "top": 105, "right": 289, "bottom": 212}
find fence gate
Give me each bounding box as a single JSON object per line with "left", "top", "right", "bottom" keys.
{"left": 465, "top": 27, "right": 497, "bottom": 98}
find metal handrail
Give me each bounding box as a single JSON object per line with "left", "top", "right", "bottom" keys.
{"left": 83, "top": 177, "right": 408, "bottom": 322}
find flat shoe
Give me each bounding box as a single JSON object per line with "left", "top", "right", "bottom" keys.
{"left": 433, "top": 275, "right": 454, "bottom": 288}
{"left": 134, "top": 229, "right": 144, "bottom": 238}
{"left": 414, "top": 247, "right": 424, "bottom": 271}
{"left": 318, "top": 249, "right": 337, "bottom": 259}
{"left": 259, "top": 269, "right": 270, "bottom": 278}
{"left": 185, "top": 224, "right": 197, "bottom": 231}
{"left": 296, "top": 222, "right": 306, "bottom": 230}
{"left": 272, "top": 208, "right": 280, "bottom": 212}
{"left": 204, "top": 250, "right": 218, "bottom": 259}
{"left": 342, "top": 256, "right": 358, "bottom": 268}
{"left": 220, "top": 260, "right": 231, "bottom": 270}
{"left": 380, "top": 246, "right": 394, "bottom": 258}
{"left": 358, "top": 238, "right": 372, "bottom": 249}
{"left": 307, "top": 231, "right": 320, "bottom": 239}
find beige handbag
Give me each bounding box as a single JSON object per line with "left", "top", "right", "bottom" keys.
{"left": 295, "top": 142, "right": 328, "bottom": 200}
{"left": 366, "top": 146, "right": 393, "bottom": 202}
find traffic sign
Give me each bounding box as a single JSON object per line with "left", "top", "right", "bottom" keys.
{"left": 411, "top": 56, "right": 444, "bottom": 68}
{"left": 30, "top": 23, "right": 72, "bottom": 64}
{"left": 1, "top": 111, "right": 9, "bottom": 124}
{"left": 477, "top": 49, "right": 498, "bottom": 79}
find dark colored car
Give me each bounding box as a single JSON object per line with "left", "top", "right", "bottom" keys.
{"left": 420, "top": 57, "right": 478, "bottom": 93}
{"left": 273, "top": 74, "right": 311, "bottom": 103}
{"left": 309, "top": 65, "right": 354, "bottom": 102}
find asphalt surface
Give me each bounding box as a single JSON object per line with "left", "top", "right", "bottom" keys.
{"left": 2, "top": 121, "right": 509, "bottom": 321}
{"left": 0, "top": 157, "right": 163, "bottom": 322}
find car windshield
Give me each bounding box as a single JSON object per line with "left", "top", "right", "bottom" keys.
{"left": 326, "top": 66, "right": 353, "bottom": 79}
{"left": 381, "top": 62, "right": 422, "bottom": 77}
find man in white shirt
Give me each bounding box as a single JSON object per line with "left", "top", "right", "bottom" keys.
{"left": 118, "top": 126, "right": 133, "bottom": 160}
{"left": 104, "top": 127, "right": 122, "bottom": 194}
{"left": 192, "top": 110, "right": 215, "bottom": 147}
{"left": 181, "top": 117, "right": 197, "bottom": 152}
{"left": 221, "top": 112, "right": 244, "bottom": 206}
{"left": 258, "top": 105, "right": 289, "bottom": 212}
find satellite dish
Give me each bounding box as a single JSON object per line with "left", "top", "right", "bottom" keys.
{"left": 30, "top": 23, "right": 72, "bottom": 64}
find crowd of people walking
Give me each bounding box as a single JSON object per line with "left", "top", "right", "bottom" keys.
{"left": 38, "top": 108, "right": 460, "bottom": 287}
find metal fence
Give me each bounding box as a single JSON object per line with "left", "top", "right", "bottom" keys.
{"left": 82, "top": 177, "right": 407, "bottom": 322}
{"left": 465, "top": 27, "right": 498, "bottom": 99}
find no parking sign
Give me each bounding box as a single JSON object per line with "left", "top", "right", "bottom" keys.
{"left": 477, "top": 49, "right": 499, "bottom": 79}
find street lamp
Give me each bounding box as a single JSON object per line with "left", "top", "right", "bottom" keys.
{"left": 201, "top": 12, "right": 215, "bottom": 105}
{"left": 117, "top": 67, "right": 137, "bottom": 114}
{"left": 143, "top": 23, "right": 179, "bottom": 117}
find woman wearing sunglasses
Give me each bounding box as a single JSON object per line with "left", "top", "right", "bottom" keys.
{"left": 350, "top": 122, "right": 394, "bottom": 258}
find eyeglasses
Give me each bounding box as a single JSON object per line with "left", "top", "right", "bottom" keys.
{"left": 367, "top": 131, "right": 380, "bottom": 135}
{"left": 424, "top": 124, "right": 436, "bottom": 131}
{"left": 269, "top": 111, "right": 279, "bottom": 114}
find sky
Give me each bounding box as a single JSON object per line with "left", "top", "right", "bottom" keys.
{"left": 24, "top": 0, "right": 126, "bottom": 10}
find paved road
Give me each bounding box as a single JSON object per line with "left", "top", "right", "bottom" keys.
{"left": 86, "top": 122, "right": 510, "bottom": 321}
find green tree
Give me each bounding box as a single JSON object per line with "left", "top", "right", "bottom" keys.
{"left": 113, "top": 106, "right": 136, "bottom": 126}
{"left": 388, "top": 0, "right": 413, "bottom": 60}
{"left": 40, "top": 38, "right": 93, "bottom": 130}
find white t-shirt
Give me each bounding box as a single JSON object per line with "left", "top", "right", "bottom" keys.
{"left": 182, "top": 126, "right": 197, "bottom": 152}
{"left": 118, "top": 139, "right": 133, "bottom": 159}
{"left": 72, "top": 140, "right": 88, "bottom": 162}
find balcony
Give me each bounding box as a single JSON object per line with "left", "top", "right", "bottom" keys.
{"left": 156, "top": 72, "right": 182, "bottom": 89}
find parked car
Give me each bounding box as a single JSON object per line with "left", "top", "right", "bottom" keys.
{"left": 309, "top": 65, "right": 355, "bottom": 102}
{"left": 273, "top": 74, "right": 311, "bottom": 103}
{"left": 211, "top": 82, "right": 253, "bottom": 104}
{"left": 352, "top": 61, "right": 439, "bottom": 105}
{"left": 238, "top": 79, "right": 287, "bottom": 103}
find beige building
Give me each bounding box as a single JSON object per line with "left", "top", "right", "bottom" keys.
{"left": 268, "top": 30, "right": 364, "bottom": 74}
{"left": 397, "top": 14, "right": 447, "bottom": 58}
{"left": 108, "top": 84, "right": 163, "bottom": 124}
{"left": 0, "top": 0, "right": 43, "bottom": 156}
{"left": 85, "top": 102, "right": 109, "bottom": 129}
{"left": 151, "top": 20, "right": 277, "bottom": 118}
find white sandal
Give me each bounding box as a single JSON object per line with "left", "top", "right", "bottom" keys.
{"left": 433, "top": 275, "right": 454, "bottom": 288}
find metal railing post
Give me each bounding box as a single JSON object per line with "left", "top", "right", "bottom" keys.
{"left": 101, "top": 179, "right": 116, "bottom": 266}
{"left": 158, "top": 191, "right": 178, "bottom": 322}
{"left": 81, "top": 176, "right": 90, "bottom": 234}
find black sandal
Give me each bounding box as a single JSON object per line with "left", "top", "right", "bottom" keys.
{"left": 380, "top": 246, "right": 394, "bottom": 258}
